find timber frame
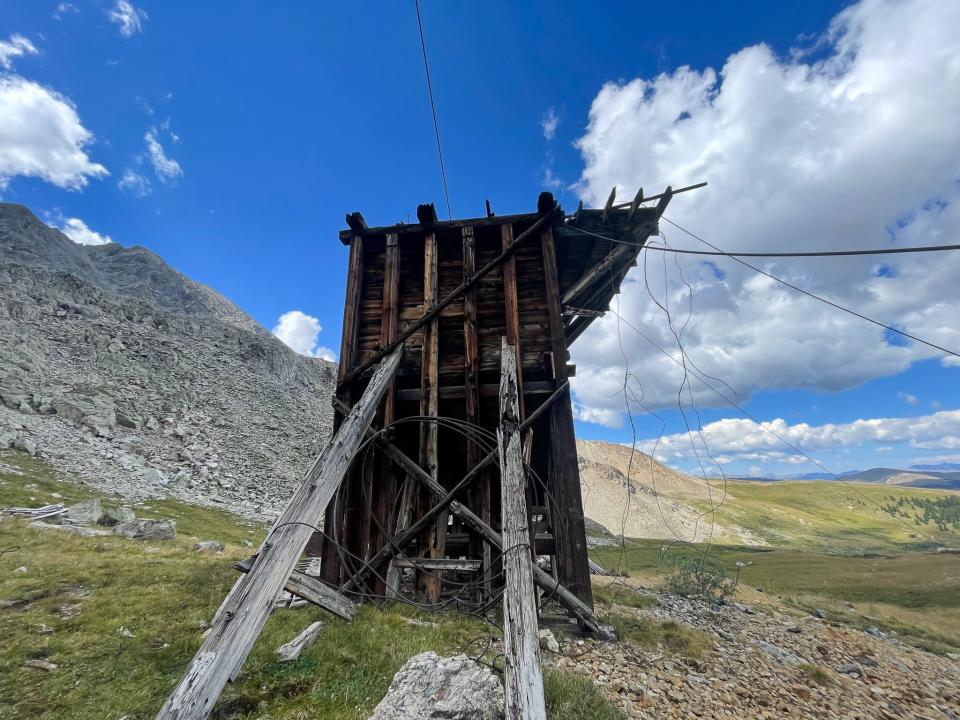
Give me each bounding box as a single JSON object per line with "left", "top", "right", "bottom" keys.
{"left": 318, "top": 189, "right": 668, "bottom": 610}
{"left": 154, "top": 188, "right": 689, "bottom": 720}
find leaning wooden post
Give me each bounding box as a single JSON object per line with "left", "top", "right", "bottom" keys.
{"left": 498, "top": 337, "right": 547, "bottom": 720}
{"left": 155, "top": 347, "right": 402, "bottom": 720}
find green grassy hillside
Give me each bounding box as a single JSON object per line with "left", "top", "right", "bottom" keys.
{"left": 0, "top": 450, "right": 622, "bottom": 720}
{"left": 692, "top": 479, "right": 960, "bottom": 551}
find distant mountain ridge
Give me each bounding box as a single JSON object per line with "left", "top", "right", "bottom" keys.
{"left": 911, "top": 462, "right": 960, "bottom": 472}
{"left": 763, "top": 466, "right": 960, "bottom": 490}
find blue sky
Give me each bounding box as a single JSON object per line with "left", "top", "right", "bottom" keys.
{"left": 2, "top": 0, "right": 959, "bottom": 478}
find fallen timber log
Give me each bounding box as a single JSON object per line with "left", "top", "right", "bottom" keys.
{"left": 154, "top": 348, "right": 402, "bottom": 720}
{"left": 332, "top": 398, "right": 614, "bottom": 639}
{"left": 275, "top": 621, "right": 325, "bottom": 663}
{"left": 498, "top": 339, "right": 547, "bottom": 719}
{"left": 233, "top": 558, "right": 355, "bottom": 620}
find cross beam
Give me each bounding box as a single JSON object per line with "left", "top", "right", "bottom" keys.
{"left": 336, "top": 381, "right": 570, "bottom": 594}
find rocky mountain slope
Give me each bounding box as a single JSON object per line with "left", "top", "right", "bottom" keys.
{"left": 0, "top": 203, "right": 336, "bottom": 518}
{"left": 577, "top": 440, "right": 765, "bottom": 545}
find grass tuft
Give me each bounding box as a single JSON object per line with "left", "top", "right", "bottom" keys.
{"left": 543, "top": 667, "right": 626, "bottom": 720}
{"left": 592, "top": 584, "right": 658, "bottom": 610}
{"left": 799, "top": 663, "right": 833, "bottom": 686}
{"left": 605, "top": 614, "right": 711, "bottom": 658}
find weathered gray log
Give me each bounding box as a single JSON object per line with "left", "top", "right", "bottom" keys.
{"left": 560, "top": 243, "right": 636, "bottom": 307}
{"left": 233, "top": 558, "right": 355, "bottom": 620}
{"left": 154, "top": 347, "right": 402, "bottom": 720}
{"left": 276, "top": 621, "right": 325, "bottom": 662}
{"left": 498, "top": 338, "right": 547, "bottom": 720}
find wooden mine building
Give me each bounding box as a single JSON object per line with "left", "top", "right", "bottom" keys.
{"left": 156, "top": 186, "right": 689, "bottom": 719}
{"left": 314, "top": 189, "right": 672, "bottom": 609}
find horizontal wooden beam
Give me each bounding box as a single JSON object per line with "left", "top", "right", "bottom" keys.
{"left": 339, "top": 210, "right": 544, "bottom": 243}
{"left": 393, "top": 557, "right": 482, "bottom": 572}
{"left": 394, "top": 380, "right": 555, "bottom": 403}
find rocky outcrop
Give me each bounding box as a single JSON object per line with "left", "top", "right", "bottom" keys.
{"left": 368, "top": 652, "right": 504, "bottom": 720}
{"left": 0, "top": 203, "right": 336, "bottom": 519}
{"left": 113, "top": 518, "right": 176, "bottom": 541}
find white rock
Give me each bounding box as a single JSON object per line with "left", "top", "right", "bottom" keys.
{"left": 368, "top": 652, "right": 504, "bottom": 720}
{"left": 538, "top": 628, "right": 560, "bottom": 654}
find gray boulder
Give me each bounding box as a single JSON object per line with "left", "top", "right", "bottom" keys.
{"left": 113, "top": 518, "right": 176, "bottom": 541}
{"left": 753, "top": 640, "right": 803, "bottom": 666}
{"left": 194, "top": 540, "right": 224, "bottom": 553}
{"left": 141, "top": 467, "right": 169, "bottom": 486}
{"left": 368, "top": 652, "right": 504, "bottom": 720}
{"left": 97, "top": 506, "right": 136, "bottom": 527}
{"left": 12, "top": 435, "right": 37, "bottom": 456}
{"left": 50, "top": 392, "right": 116, "bottom": 430}
{"left": 64, "top": 498, "right": 103, "bottom": 524}
{"left": 538, "top": 628, "right": 560, "bottom": 654}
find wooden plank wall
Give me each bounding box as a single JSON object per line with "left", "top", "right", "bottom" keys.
{"left": 322, "top": 208, "right": 594, "bottom": 607}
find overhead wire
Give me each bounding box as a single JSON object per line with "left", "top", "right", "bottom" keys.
{"left": 640, "top": 233, "right": 729, "bottom": 569}
{"left": 564, "top": 224, "right": 960, "bottom": 258}
{"left": 659, "top": 216, "right": 960, "bottom": 360}
{"left": 646, "top": 243, "right": 960, "bottom": 257}
{"left": 414, "top": 0, "right": 453, "bottom": 220}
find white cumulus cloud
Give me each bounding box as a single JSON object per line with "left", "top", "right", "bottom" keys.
{"left": 644, "top": 410, "right": 960, "bottom": 467}
{"left": 569, "top": 0, "right": 960, "bottom": 426}
{"left": 118, "top": 168, "right": 152, "bottom": 196}
{"left": 57, "top": 217, "right": 113, "bottom": 246}
{"left": 272, "top": 311, "right": 336, "bottom": 362}
{"left": 53, "top": 4, "right": 79, "bottom": 21}
{"left": 0, "top": 34, "right": 37, "bottom": 70}
{"left": 109, "top": 1, "right": 147, "bottom": 38}
{"left": 0, "top": 74, "right": 108, "bottom": 190}
{"left": 144, "top": 128, "right": 182, "bottom": 183}
{"left": 541, "top": 106, "right": 559, "bottom": 141}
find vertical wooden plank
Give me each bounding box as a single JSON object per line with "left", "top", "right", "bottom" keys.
{"left": 498, "top": 337, "right": 547, "bottom": 720}
{"left": 540, "top": 224, "right": 594, "bottom": 607}
{"left": 500, "top": 223, "right": 525, "bottom": 417}
{"left": 462, "top": 226, "right": 489, "bottom": 592}
{"left": 318, "top": 234, "right": 364, "bottom": 585}
{"left": 418, "top": 230, "right": 444, "bottom": 603}
{"left": 366, "top": 233, "right": 400, "bottom": 595}
{"left": 463, "top": 227, "right": 480, "bottom": 439}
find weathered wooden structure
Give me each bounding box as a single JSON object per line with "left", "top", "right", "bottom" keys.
{"left": 316, "top": 189, "right": 670, "bottom": 608}
{"left": 155, "top": 186, "right": 685, "bottom": 720}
